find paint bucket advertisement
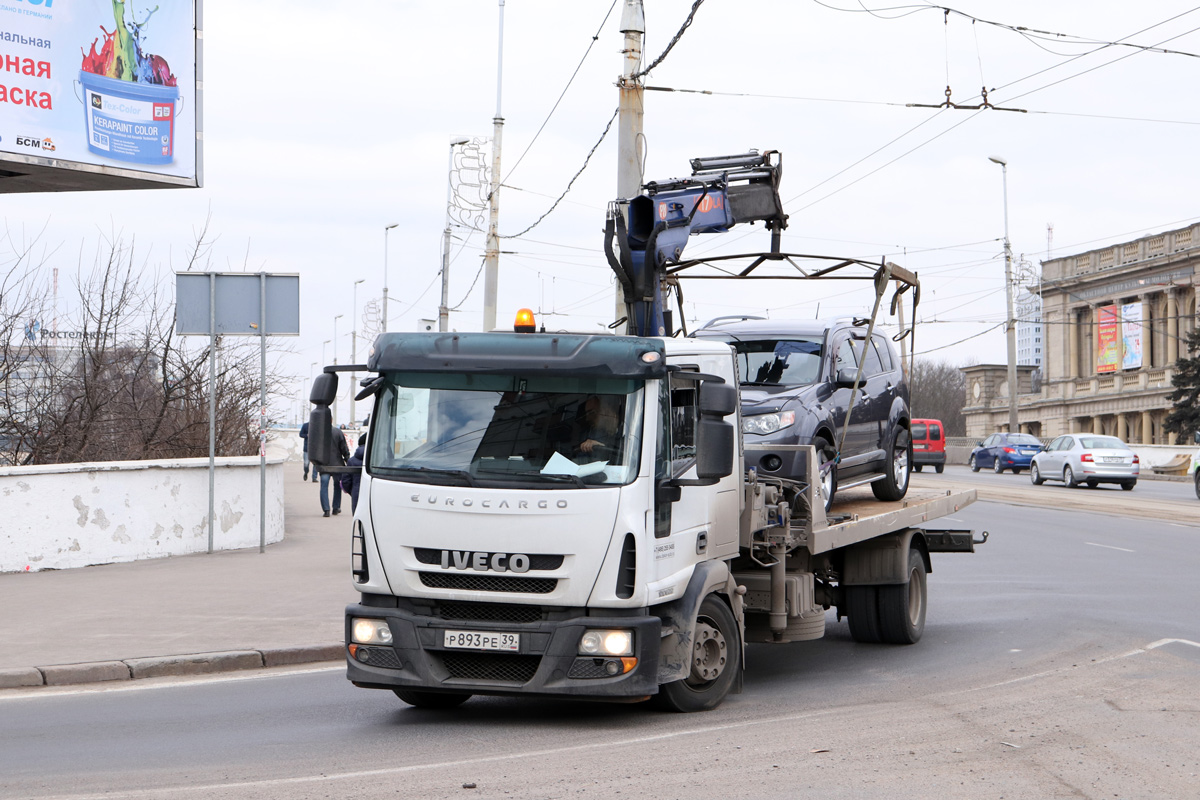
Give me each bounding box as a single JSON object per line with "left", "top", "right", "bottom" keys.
{"left": 0, "top": 1, "right": 197, "bottom": 186}
{"left": 1096, "top": 304, "right": 1120, "bottom": 374}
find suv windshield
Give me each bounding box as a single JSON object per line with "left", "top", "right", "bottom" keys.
{"left": 723, "top": 337, "right": 824, "bottom": 386}
{"left": 369, "top": 372, "right": 643, "bottom": 487}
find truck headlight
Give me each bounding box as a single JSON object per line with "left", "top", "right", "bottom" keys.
{"left": 579, "top": 629, "right": 633, "bottom": 656}
{"left": 351, "top": 618, "right": 393, "bottom": 645}
{"left": 742, "top": 410, "right": 795, "bottom": 435}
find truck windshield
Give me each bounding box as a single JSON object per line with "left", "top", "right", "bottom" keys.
{"left": 368, "top": 373, "right": 644, "bottom": 488}
{"left": 727, "top": 337, "right": 823, "bottom": 386}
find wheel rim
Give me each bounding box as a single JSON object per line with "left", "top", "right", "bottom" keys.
{"left": 686, "top": 618, "right": 728, "bottom": 687}
{"left": 893, "top": 443, "right": 909, "bottom": 489}
{"left": 1032, "top": 464, "right": 1039, "bottom": 481}
{"left": 820, "top": 449, "right": 835, "bottom": 501}
{"left": 969, "top": 456, "right": 976, "bottom": 470}
{"left": 1064, "top": 466, "right": 1073, "bottom": 484}
{"left": 906, "top": 566, "right": 923, "bottom": 625}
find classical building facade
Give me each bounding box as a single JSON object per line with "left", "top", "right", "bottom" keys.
{"left": 963, "top": 223, "right": 1199, "bottom": 442}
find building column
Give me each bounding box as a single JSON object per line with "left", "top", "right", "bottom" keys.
{"left": 1167, "top": 290, "right": 1179, "bottom": 364}
{"left": 1141, "top": 410, "right": 1153, "bottom": 444}
{"left": 1069, "top": 418, "right": 1080, "bottom": 433}
{"left": 1142, "top": 295, "right": 1154, "bottom": 367}
{"left": 1068, "top": 309, "right": 1080, "bottom": 379}
{"left": 1117, "top": 413, "right": 1127, "bottom": 441}
{"left": 1091, "top": 415, "right": 1102, "bottom": 434}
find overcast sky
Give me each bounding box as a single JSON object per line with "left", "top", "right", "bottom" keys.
{"left": 8, "top": 1, "right": 1200, "bottom": 423}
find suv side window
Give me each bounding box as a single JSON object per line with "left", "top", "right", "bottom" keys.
{"left": 834, "top": 338, "right": 858, "bottom": 378}
{"left": 873, "top": 336, "right": 894, "bottom": 372}
{"left": 862, "top": 338, "right": 885, "bottom": 376}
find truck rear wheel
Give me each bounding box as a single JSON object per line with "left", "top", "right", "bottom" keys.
{"left": 392, "top": 689, "right": 472, "bottom": 709}
{"left": 654, "top": 595, "right": 741, "bottom": 712}
{"left": 877, "top": 548, "right": 927, "bottom": 644}
{"left": 845, "top": 586, "right": 882, "bottom": 644}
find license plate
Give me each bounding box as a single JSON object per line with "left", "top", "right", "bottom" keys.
{"left": 1020, "top": 449, "right": 1036, "bottom": 455}
{"left": 1102, "top": 456, "right": 1123, "bottom": 463}
{"left": 914, "top": 444, "right": 927, "bottom": 450}
{"left": 443, "top": 630, "right": 520, "bottom": 651}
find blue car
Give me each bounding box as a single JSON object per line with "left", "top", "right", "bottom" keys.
{"left": 969, "top": 432, "right": 1044, "bottom": 474}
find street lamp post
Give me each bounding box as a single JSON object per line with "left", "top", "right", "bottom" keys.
{"left": 989, "top": 155, "right": 1020, "bottom": 434}
{"left": 351, "top": 278, "right": 365, "bottom": 426}
{"left": 441, "top": 137, "right": 470, "bottom": 332}
{"left": 333, "top": 314, "right": 343, "bottom": 427}
{"left": 382, "top": 223, "right": 399, "bottom": 333}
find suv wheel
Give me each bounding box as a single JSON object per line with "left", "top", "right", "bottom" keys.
{"left": 815, "top": 435, "right": 837, "bottom": 512}
{"left": 872, "top": 427, "right": 911, "bottom": 501}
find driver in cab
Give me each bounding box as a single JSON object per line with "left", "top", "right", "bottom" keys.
{"left": 577, "top": 395, "right": 620, "bottom": 457}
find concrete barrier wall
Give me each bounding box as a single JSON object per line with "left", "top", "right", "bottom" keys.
{"left": 0, "top": 457, "right": 286, "bottom": 573}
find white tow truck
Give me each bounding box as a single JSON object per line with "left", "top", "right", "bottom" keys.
{"left": 308, "top": 327, "right": 981, "bottom": 712}
{"left": 307, "top": 150, "right": 984, "bottom": 711}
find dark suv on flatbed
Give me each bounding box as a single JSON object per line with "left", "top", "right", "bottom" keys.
{"left": 692, "top": 317, "right": 912, "bottom": 509}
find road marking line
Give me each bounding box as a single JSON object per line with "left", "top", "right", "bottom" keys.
{"left": 1146, "top": 638, "right": 1200, "bottom": 650}
{"left": 1084, "top": 542, "right": 1135, "bottom": 553}
{"left": 26, "top": 706, "right": 848, "bottom": 799}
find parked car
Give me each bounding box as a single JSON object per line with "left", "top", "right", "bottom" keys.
{"left": 911, "top": 418, "right": 945, "bottom": 473}
{"left": 1029, "top": 434, "right": 1139, "bottom": 490}
{"left": 969, "top": 432, "right": 1043, "bottom": 474}
{"left": 691, "top": 317, "right": 911, "bottom": 511}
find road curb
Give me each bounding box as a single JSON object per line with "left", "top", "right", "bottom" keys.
{"left": 2, "top": 644, "right": 344, "bottom": 690}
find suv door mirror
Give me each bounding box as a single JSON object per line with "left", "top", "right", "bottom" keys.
{"left": 835, "top": 368, "right": 859, "bottom": 388}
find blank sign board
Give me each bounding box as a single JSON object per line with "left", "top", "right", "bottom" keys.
{"left": 175, "top": 273, "right": 300, "bottom": 336}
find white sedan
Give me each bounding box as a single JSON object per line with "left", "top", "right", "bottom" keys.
{"left": 1030, "top": 434, "right": 1139, "bottom": 490}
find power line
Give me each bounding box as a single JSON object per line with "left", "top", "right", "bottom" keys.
{"left": 633, "top": 0, "right": 706, "bottom": 79}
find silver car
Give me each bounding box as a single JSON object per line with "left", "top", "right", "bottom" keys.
{"left": 1030, "top": 434, "right": 1139, "bottom": 490}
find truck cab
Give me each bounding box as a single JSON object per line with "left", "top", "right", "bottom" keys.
{"left": 335, "top": 332, "right": 744, "bottom": 710}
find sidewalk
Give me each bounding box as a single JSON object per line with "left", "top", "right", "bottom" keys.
{"left": 0, "top": 464, "right": 354, "bottom": 688}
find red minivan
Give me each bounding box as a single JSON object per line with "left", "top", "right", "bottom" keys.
{"left": 911, "top": 418, "right": 945, "bottom": 473}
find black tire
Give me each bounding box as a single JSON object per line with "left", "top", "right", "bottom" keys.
{"left": 655, "top": 596, "right": 741, "bottom": 712}
{"left": 814, "top": 435, "right": 838, "bottom": 513}
{"left": 1086, "top": 479, "right": 1098, "bottom": 489}
{"left": 872, "top": 427, "right": 911, "bottom": 501}
{"left": 969, "top": 454, "right": 980, "bottom": 472}
{"left": 392, "top": 689, "right": 472, "bottom": 709}
{"left": 1121, "top": 481, "right": 1135, "bottom": 491}
{"left": 1063, "top": 464, "right": 1078, "bottom": 488}
{"left": 845, "top": 585, "right": 882, "bottom": 644}
{"left": 993, "top": 457, "right": 1004, "bottom": 475}
{"left": 1030, "top": 462, "right": 1045, "bottom": 485}
{"left": 913, "top": 464, "right": 923, "bottom": 473}
{"left": 934, "top": 464, "right": 944, "bottom": 474}
{"left": 878, "top": 548, "right": 928, "bottom": 645}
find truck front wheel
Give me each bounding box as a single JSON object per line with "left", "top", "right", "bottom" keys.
{"left": 654, "top": 595, "right": 741, "bottom": 712}
{"left": 392, "top": 689, "right": 472, "bottom": 709}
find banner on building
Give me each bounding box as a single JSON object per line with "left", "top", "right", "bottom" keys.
{"left": 1096, "top": 304, "right": 1120, "bottom": 373}
{"left": 1120, "top": 302, "right": 1143, "bottom": 370}
{"left": 0, "top": 1, "right": 200, "bottom": 191}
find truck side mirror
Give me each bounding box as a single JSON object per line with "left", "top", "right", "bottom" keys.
{"left": 699, "top": 381, "right": 737, "bottom": 417}
{"left": 694, "top": 418, "right": 734, "bottom": 481}
{"left": 307, "top": 406, "right": 335, "bottom": 466}
{"left": 310, "top": 372, "right": 338, "bottom": 405}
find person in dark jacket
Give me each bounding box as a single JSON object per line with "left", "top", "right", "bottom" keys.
{"left": 344, "top": 435, "right": 366, "bottom": 513}
{"left": 299, "top": 421, "right": 316, "bottom": 482}
{"left": 319, "top": 423, "right": 350, "bottom": 517}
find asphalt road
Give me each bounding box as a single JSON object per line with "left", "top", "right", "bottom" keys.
{"left": 3, "top": 490, "right": 1198, "bottom": 800}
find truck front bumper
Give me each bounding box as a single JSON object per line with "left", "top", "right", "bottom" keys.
{"left": 345, "top": 600, "right": 662, "bottom": 700}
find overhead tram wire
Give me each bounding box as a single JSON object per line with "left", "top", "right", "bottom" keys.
{"left": 499, "top": 0, "right": 619, "bottom": 187}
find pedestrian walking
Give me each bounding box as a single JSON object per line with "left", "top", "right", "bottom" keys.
{"left": 319, "top": 422, "right": 350, "bottom": 517}
{"left": 299, "top": 421, "right": 313, "bottom": 481}
{"left": 343, "top": 434, "right": 366, "bottom": 513}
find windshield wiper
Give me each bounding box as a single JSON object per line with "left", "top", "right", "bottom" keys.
{"left": 506, "top": 470, "right": 588, "bottom": 487}
{"left": 392, "top": 465, "right": 478, "bottom": 487}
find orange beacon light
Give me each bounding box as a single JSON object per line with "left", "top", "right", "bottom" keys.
{"left": 514, "top": 308, "right": 536, "bottom": 333}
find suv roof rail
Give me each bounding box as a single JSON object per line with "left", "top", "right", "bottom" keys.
{"left": 695, "top": 314, "right": 767, "bottom": 331}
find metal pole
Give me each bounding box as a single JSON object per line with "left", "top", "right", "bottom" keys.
{"left": 482, "top": 0, "right": 506, "bottom": 333}
{"left": 333, "top": 314, "right": 342, "bottom": 427}
{"left": 259, "top": 272, "right": 267, "bottom": 554}
{"left": 382, "top": 223, "right": 398, "bottom": 333}
{"left": 990, "top": 156, "right": 1020, "bottom": 434}
{"left": 441, "top": 138, "right": 469, "bottom": 332}
{"left": 207, "top": 272, "right": 216, "bottom": 554}
{"left": 616, "top": 0, "right": 645, "bottom": 327}
{"left": 352, "top": 278, "right": 364, "bottom": 425}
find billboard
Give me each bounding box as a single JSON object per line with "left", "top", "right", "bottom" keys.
{"left": 0, "top": 0, "right": 200, "bottom": 192}
{"left": 175, "top": 273, "right": 300, "bottom": 337}
{"left": 1096, "top": 304, "right": 1120, "bottom": 374}
{"left": 1120, "top": 302, "right": 1143, "bottom": 370}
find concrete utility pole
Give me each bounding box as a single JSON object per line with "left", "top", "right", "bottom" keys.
{"left": 989, "top": 155, "right": 1020, "bottom": 434}
{"left": 442, "top": 137, "right": 470, "bottom": 332}
{"left": 616, "top": 0, "right": 645, "bottom": 323}
{"left": 482, "top": 0, "right": 506, "bottom": 332}
{"left": 382, "top": 223, "right": 398, "bottom": 333}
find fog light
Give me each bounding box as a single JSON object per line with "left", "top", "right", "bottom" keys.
{"left": 351, "top": 618, "right": 393, "bottom": 645}
{"left": 604, "top": 659, "right": 621, "bottom": 675}
{"left": 579, "top": 629, "right": 633, "bottom": 656}
{"left": 761, "top": 455, "right": 783, "bottom": 472}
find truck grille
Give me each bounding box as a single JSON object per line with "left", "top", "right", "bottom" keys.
{"left": 414, "top": 548, "right": 564, "bottom": 570}
{"left": 437, "top": 601, "right": 545, "bottom": 623}
{"left": 440, "top": 652, "right": 541, "bottom": 683}
{"left": 419, "top": 572, "right": 557, "bottom": 594}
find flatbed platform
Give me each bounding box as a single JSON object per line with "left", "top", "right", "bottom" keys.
{"left": 812, "top": 485, "right": 977, "bottom": 554}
